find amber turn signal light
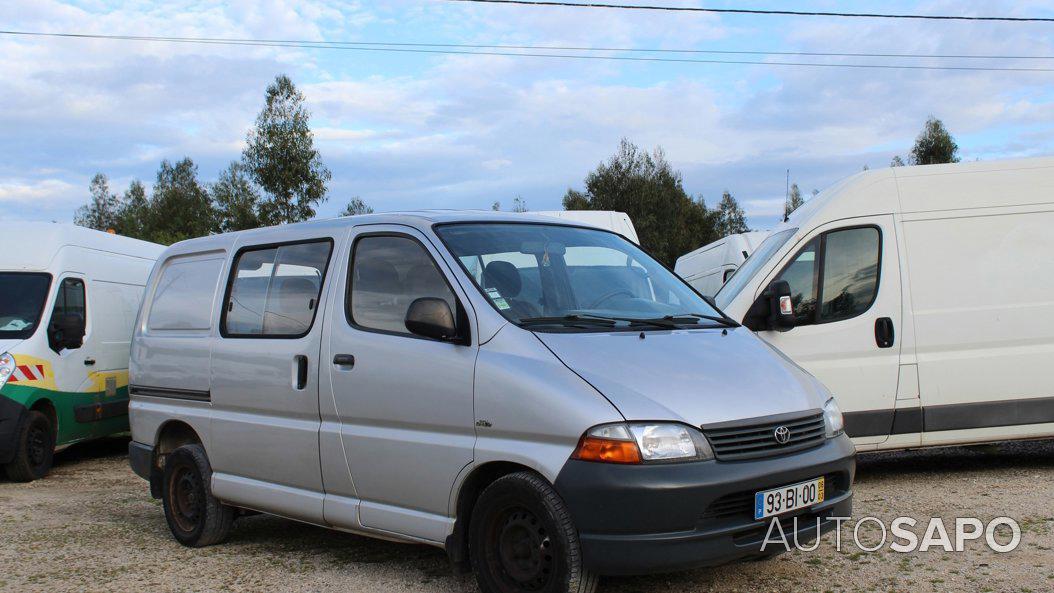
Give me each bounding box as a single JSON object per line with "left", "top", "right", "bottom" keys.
{"left": 572, "top": 435, "right": 642, "bottom": 464}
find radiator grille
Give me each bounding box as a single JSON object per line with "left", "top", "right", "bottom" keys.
{"left": 703, "top": 412, "right": 825, "bottom": 461}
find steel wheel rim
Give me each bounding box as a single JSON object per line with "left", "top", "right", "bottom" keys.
{"left": 26, "top": 424, "right": 48, "bottom": 467}
{"left": 487, "top": 505, "right": 554, "bottom": 591}
{"left": 169, "top": 465, "right": 202, "bottom": 533}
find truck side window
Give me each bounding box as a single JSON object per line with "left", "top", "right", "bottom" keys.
{"left": 48, "top": 278, "right": 86, "bottom": 352}
{"left": 772, "top": 227, "right": 881, "bottom": 326}
{"left": 819, "top": 227, "right": 880, "bottom": 323}
{"left": 775, "top": 238, "right": 819, "bottom": 326}
{"left": 224, "top": 240, "right": 332, "bottom": 337}
{"left": 349, "top": 236, "right": 457, "bottom": 336}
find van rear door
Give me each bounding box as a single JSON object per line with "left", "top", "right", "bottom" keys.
{"left": 752, "top": 215, "right": 913, "bottom": 446}
{"left": 208, "top": 236, "right": 334, "bottom": 524}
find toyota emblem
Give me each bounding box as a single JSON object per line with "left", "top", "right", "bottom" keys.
{"left": 773, "top": 425, "right": 791, "bottom": 444}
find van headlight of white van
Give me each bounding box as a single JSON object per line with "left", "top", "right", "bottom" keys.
{"left": 823, "top": 397, "right": 844, "bottom": 438}
{"left": 0, "top": 352, "right": 15, "bottom": 390}
{"left": 573, "top": 422, "right": 714, "bottom": 464}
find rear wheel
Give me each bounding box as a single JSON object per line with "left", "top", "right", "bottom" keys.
{"left": 161, "top": 444, "right": 235, "bottom": 547}
{"left": 469, "top": 471, "right": 598, "bottom": 593}
{"left": 4, "top": 411, "right": 55, "bottom": 482}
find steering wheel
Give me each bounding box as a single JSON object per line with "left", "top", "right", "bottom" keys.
{"left": 588, "top": 289, "right": 635, "bottom": 309}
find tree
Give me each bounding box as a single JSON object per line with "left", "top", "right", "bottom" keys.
{"left": 512, "top": 196, "right": 528, "bottom": 212}
{"left": 341, "top": 197, "right": 374, "bottom": 216}
{"left": 562, "top": 139, "right": 719, "bottom": 266}
{"left": 890, "top": 155, "right": 906, "bottom": 167}
{"left": 147, "top": 158, "right": 217, "bottom": 244}
{"left": 211, "top": 162, "right": 261, "bottom": 232}
{"left": 784, "top": 183, "right": 805, "bottom": 219}
{"left": 909, "top": 117, "right": 960, "bottom": 165}
{"left": 716, "top": 191, "right": 749, "bottom": 237}
{"left": 491, "top": 201, "right": 501, "bottom": 211}
{"left": 243, "top": 74, "right": 331, "bottom": 225}
{"left": 74, "top": 173, "right": 120, "bottom": 232}
{"left": 115, "top": 180, "right": 150, "bottom": 239}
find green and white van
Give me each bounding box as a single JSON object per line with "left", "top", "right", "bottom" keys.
{"left": 0, "top": 223, "right": 163, "bottom": 481}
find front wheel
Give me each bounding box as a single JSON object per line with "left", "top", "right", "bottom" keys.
{"left": 469, "top": 471, "right": 598, "bottom": 593}
{"left": 3, "top": 410, "right": 55, "bottom": 482}
{"left": 161, "top": 444, "right": 235, "bottom": 547}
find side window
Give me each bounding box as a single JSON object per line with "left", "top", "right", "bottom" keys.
{"left": 224, "top": 241, "right": 332, "bottom": 337}
{"left": 48, "top": 278, "right": 86, "bottom": 352}
{"left": 771, "top": 227, "right": 881, "bottom": 326}
{"left": 819, "top": 227, "right": 880, "bottom": 323}
{"left": 349, "top": 236, "right": 457, "bottom": 336}
{"left": 775, "top": 238, "right": 819, "bottom": 326}
{"left": 148, "top": 257, "right": 224, "bottom": 331}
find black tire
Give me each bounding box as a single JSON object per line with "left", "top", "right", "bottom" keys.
{"left": 469, "top": 471, "right": 598, "bottom": 593}
{"left": 161, "top": 444, "right": 235, "bottom": 547}
{"left": 3, "top": 410, "right": 55, "bottom": 482}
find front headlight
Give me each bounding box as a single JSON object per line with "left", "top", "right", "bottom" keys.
{"left": 573, "top": 422, "right": 714, "bottom": 464}
{"left": 0, "top": 352, "right": 15, "bottom": 389}
{"left": 823, "top": 397, "right": 844, "bottom": 438}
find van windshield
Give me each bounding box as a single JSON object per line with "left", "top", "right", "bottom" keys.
{"left": 0, "top": 273, "right": 52, "bottom": 340}
{"left": 436, "top": 223, "right": 729, "bottom": 331}
{"left": 715, "top": 228, "right": 797, "bottom": 309}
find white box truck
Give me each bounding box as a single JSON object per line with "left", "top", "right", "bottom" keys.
{"left": 714, "top": 157, "right": 1054, "bottom": 452}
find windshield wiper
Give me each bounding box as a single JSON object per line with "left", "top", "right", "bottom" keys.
{"left": 518, "top": 314, "right": 618, "bottom": 328}
{"left": 628, "top": 313, "right": 739, "bottom": 329}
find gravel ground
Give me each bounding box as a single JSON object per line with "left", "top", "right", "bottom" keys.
{"left": 1, "top": 438, "right": 1052, "bottom": 593}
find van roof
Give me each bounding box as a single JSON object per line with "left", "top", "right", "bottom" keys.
{"left": 163, "top": 210, "right": 616, "bottom": 254}
{"left": 0, "top": 223, "right": 165, "bottom": 271}
{"left": 778, "top": 155, "right": 1054, "bottom": 233}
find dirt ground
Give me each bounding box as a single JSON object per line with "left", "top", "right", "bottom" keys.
{"left": 1, "top": 438, "right": 1052, "bottom": 593}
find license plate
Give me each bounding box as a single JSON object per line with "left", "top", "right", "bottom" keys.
{"left": 754, "top": 477, "right": 825, "bottom": 520}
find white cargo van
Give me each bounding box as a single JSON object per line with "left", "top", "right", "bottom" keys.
{"left": 128, "top": 211, "right": 854, "bottom": 593}
{"left": 715, "top": 157, "right": 1054, "bottom": 451}
{"left": 0, "top": 224, "right": 163, "bottom": 480}
{"left": 532, "top": 210, "right": 640, "bottom": 244}
{"left": 676, "top": 231, "right": 770, "bottom": 296}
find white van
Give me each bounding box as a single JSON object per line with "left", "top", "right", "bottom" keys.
{"left": 532, "top": 210, "right": 640, "bottom": 244}
{"left": 715, "top": 157, "right": 1054, "bottom": 452}
{"left": 676, "top": 231, "right": 770, "bottom": 296}
{"left": 0, "top": 224, "right": 163, "bottom": 480}
{"left": 128, "top": 211, "right": 854, "bottom": 593}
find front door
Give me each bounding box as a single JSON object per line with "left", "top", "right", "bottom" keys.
{"left": 755, "top": 216, "right": 906, "bottom": 445}
{"left": 326, "top": 225, "right": 476, "bottom": 542}
{"left": 209, "top": 237, "right": 335, "bottom": 524}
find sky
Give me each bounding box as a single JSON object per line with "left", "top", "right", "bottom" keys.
{"left": 2, "top": 1, "right": 1054, "bottom": 231}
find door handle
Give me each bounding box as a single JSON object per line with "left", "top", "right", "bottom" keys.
{"left": 84, "top": 358, "right": 96, "bottom": 366}
{"left": 875, "top": 317, "right": 895, "bottom": 348}
{"left": 294, "top": 355, "right": 308, "bottom": 390}
{"left": 332, "top": 354, "right": 356, "bottom": 369}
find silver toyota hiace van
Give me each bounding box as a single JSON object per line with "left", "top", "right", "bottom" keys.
{"left": 128, "top": 212, "right": 854, "bottom": 593}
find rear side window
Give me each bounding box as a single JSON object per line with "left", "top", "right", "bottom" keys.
{"left": 772, "top": 226, "right": 880, "bottom": 326}
{"left": 348, "top": 235, "right": 456, "bottom": 336}
{"left": 224, "top": 240, "right": 332, "bottom": 337}
{"left": 148, "top": 257, "right": 223, "bottom": 331}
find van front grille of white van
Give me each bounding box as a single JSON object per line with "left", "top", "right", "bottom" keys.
{"left": 703, "top": 412, "right": 826, "bottom": 461}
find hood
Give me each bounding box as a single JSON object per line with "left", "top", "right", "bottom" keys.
{"left": 0, "top": 340, "right": 23, "bottom": 355}
{"left": 535, "top": 328, "right": 827, "bottom": 427}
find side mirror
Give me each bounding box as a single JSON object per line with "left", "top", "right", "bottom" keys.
{"left": 49, "top": 313, "right": 85, "bottom": 351}
{"left": 405, "top": 297, "right": 459, "bottom": 342}
{"left": 743, "top": 280, "right": 796, "bottom": 333}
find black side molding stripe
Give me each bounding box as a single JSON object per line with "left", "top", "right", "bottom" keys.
{"left": 923, "top": 396, "right": 1054, "bottom": 432}
{"left": 129, "top": 385, "right": 211, "bottom": 402}
{"left": 74, "top": 399, "right": 129, "bottom": 423}
{"left": 844, "top": 396, "right": 1054, "bottom": 438}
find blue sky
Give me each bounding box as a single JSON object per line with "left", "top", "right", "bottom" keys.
{"left": 3, "top": 1, "right": 1054, "bottom": 231}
